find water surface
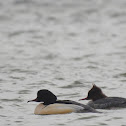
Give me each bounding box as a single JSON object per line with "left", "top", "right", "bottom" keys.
{"left": 0, "top": 0, "right": 126, "bottom": 126}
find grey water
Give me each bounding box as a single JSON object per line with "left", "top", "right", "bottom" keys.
{"left": 0, "top": 0, "right": 126, "bottom": 125}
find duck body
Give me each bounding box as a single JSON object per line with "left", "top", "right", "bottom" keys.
{"left": 80, "top": 84, "right": 126, "bottom": 109}
{"left": 34, "top": 100, "right": 98, "bottom": 115}
{"left": 34, "top": 103, "right": 83, "bottom": 115}
{"left": 87, "top": 97, "right": 126, "bottom": 109}
{"left": 28, "top": 89, "right": 99, "bottom": 115}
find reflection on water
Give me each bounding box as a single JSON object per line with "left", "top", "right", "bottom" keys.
{"left": 0, "top": 0, "right": 126, "bottom": 125}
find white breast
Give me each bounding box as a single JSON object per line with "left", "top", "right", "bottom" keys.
{"left": 34, "top": 103, "right": 84, "bottom": 115}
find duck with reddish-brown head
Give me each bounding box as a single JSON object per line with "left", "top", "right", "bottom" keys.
{"left": 80, "top": 84, "right": 126, "bottom": 109}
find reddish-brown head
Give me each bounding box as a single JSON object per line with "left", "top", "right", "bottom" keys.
{"left": 80, "top": 84, "right": 107, "bottom": 101}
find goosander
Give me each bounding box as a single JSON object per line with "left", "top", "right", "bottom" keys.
{"left": 28, "top": 89, "right": 99, "bottom": 115}
{"left": 80, "top": 84, "right": 126, "bottom": 109}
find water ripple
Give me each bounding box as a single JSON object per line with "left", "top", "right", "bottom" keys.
{"left": 18, "top": 90, "right": 30, "bottom": 94}
{"left": 60, "top": 80, "right": 84, "bottom": 88}
{"left": 77, "top": 115, "right": 99, "bottom": 120}
{"left": 1, "top": 99, "right": 23, "bottom": 102}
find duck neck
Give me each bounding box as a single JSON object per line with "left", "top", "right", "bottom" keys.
{"left": 92, "top": 93, "right": 107, "bottom": 101}
{"left": 43, "top": 101, "right": 56, "bottom": 105}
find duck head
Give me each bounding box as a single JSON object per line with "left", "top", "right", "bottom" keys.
{"left": 28, "top": 89, "right": 57, "bottom": 105}
{"left": 80, "top": 84, "right": 107, "bottom": 101}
